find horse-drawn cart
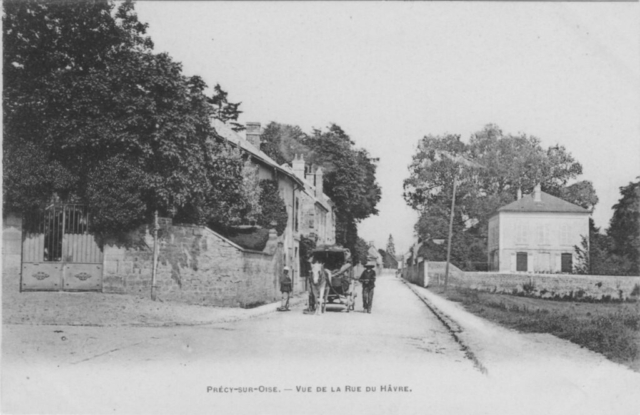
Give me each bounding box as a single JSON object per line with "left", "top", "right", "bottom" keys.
{"left": 307, "top": 245, "right": 357, "bottom": 314}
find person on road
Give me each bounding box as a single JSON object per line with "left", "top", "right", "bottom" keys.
{"left": 332, "top": 249, "right": 353, "bottom": 293}
{"left": 360, "top": 261, "right": 377, "bottom": 314}
{"left": 278, "top": 266, "right": 292, "bottom": 311}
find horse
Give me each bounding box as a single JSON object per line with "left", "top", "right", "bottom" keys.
{"left": 309, "top": 261, "right": 331, "bottom": 315}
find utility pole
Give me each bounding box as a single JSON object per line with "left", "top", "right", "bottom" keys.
{"left": 436, "top": 150, "right": 484, "bottom": 293}
{"left": 151, "top": 210, "right": 159, "bottom": 301}
{"left": 443, "top": 170, "right": 457, "bottom": 292}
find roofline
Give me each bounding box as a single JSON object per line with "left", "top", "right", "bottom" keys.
{"left": 314, "top": 200, "right": 329, "bottom": 212}
{"left": 492, "top": 209, "right": 592, "bottom": 216}
{"left": 213, "top": 132, "right": 304, "bottom": 187}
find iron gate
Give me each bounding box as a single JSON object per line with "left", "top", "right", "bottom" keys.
{"left": 21, "top": 204, "right": 103, "bottom": 291}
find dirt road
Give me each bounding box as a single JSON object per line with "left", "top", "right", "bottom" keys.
{"left": 3, "top": 275, "right": 639, "bottom": 414}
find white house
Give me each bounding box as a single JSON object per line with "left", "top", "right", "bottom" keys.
{"left": 487, "top": 184, "right": 590, "bottom": 273}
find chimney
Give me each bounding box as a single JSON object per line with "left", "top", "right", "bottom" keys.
{"left": 517, "top": 188, "right": 522, "bottom": 200}
{"left": 306, "top": 165, "right": 315, "bottom": 186}
{"left": 245, "top": 122, "right": 261, "bottom": 148}
{"left": 534, "top": 183, "right": 542, "bottom": 202}
{"left": 315, "top": 167, "right": 324, "bottom": 199}
{"left": 292, "top": 154, "right": 305, "bottom": 179}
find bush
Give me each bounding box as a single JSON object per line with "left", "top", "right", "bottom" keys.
{"left": 256, "top": 179, "right": 288, "bottom": 236}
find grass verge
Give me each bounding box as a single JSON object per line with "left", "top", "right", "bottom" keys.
{"left": 430, "top": 287, "right": 640, "bottom": 372}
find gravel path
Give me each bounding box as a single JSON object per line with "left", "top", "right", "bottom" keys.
{"left": 2, "top": 287, "right": 306, "bottom": 327}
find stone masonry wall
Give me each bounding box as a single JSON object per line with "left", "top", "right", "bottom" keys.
{"left": 103, "top": 224, "right": 284, "bottom": 307}
{"left": 2, "top": 213, "right": 22, "bottom": 292}
{"left": 426, "top": 267, "right": 640, "bottom": 302}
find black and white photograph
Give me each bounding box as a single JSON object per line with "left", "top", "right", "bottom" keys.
{"left": 2, "top": 1, "right": 640, "bottom": 414}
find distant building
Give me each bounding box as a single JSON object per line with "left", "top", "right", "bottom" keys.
{"left": 212, "top": 120, "right": 305, "bottom": 289}
{"left": 367, "top": 241, "right": 383, "bottom": 273}
{"left": 290, "top": 154, "right": 336, "bottom": 246}
{"left": 488, "top": 184, "right": 590, "bottom": 273}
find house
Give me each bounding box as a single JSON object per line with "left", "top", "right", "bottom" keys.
{"left": 212, "top": 120, "right": 305, "bottom": 292}
{"left": 290, "top": 154, "right": 336, "bottom": 246}
{"left": 487, "top": 184, "right": 590, "bottom": 273}
{"left": 367, "top": 241, "right": 383, "bottom": 274}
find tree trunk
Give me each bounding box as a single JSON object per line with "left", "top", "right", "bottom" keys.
{"left": 151, "top": 210, "right": 159, "bottom": 301}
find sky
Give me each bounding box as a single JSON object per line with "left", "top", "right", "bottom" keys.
{"left": 135, "top": 2, "right": 639, "bottom": 254}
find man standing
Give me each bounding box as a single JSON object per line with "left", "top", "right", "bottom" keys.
{"left": 360, "top": 261, "right": 376, "bottom": 314}
{"left": 278, "top": 266, "right": 292, "bottom": 311}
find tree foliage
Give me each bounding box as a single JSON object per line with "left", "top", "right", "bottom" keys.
{"left": 378, "top": 249, "right": 398, "bottom": 269}
{"left": 386, "top": 234, "right": 396, "bottom": 257}
{"left": 3, "top": 0, "right": 249, "bottom": 242}
{"left": 574, "top": 219, "right": 635, "bottom": 276}
{"left": 256, "top": 180, "right": 288, "bottom": 236}
{"left": 608, "top": 179, "right": 640, "bottom": 274}
{"left": 302, "top": 125, "right": 381, "bottom": 253}
{"left": 260, "top": 122, "right": 381, "bottom": 256}
{"left": 353, "top": 237, "right": 370, "bottom": 266}
{"left": 403, "top": 124, "right": 596, "bottom": 270}
{"left": 260, "top": 122, "right": 308, "bottom": 166}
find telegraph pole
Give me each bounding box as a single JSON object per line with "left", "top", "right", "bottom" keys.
{"left": 443, "top": 170, "right": 457, "bottom": 292}
{"left": 436, "top": 150, "right": 484, "bottom": 293}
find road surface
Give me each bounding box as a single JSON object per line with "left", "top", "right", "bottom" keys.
{"left": 3, "top": 274, "right": 639, "bottom": 414}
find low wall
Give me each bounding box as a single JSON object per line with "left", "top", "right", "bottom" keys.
{"left": 103, "top": 224, "right": 287, "bottom": 307}
{"left": 2, "top": 213, "right": 22, "bottom": 292}
{"left": 401, "top": 261, "right": 427, "bottom": 287}
{"left": 428, "top": 269, "right": 640, "bottom": 302}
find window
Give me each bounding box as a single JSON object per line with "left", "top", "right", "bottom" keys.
{"left": 516, "top": 222, "right": 527, "bottom": 244}
{"left": 536, "top": 224, "right": 544, "bottom": 245}
{"left": 516, "top": 252, "right": 528, "bottom": 272}
{"left": 561, "top": 224, "right": 571, "bottom": 245}
{"left": 561, "top": 253, "right": 573, "bottom": 273}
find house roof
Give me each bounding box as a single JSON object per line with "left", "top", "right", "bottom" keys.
{"left": 497, "top": 191, "right": 591, "bottom": 214}
{"left": 211, "top": 119, "right": 303, "bottom": 187}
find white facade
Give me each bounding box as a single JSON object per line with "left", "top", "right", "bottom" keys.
{"left": 488, "top": 190, "right": 590, "bottom": 273}
{"left": 291, "top": 154, "right": 336, "bottom": 246}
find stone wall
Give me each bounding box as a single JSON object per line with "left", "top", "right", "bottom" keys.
{"left": 426, "top": 268, "right": 640, "bottom": 302}
{"left": 401, "top": 260, "right": 428, "bottom": 287}
{"left": 103, "top": 224, "right": 289, "bottom": 307}
{"left": 2, "top": 213, "right": 22, "bottom": 292}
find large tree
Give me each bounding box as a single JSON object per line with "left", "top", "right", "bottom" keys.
{"left": 386, "top": 234, "right": 396, "bottom": 258}
{"left": 574, "top": 219, "right": 634, "bottom": 276}
{"left": 3, "top": 0, "right": 248, "bottom": 240}
{"left": 403, "top": 124, "right": 597, "bottom": 270}
{"left": 259, "top": 122, "right": 381, "bottom": 257}
{"left": 608, "top": 179, "right": 640, "bottom": 274}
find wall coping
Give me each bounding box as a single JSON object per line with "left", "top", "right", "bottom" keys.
{"left": 464, "top": 272, "right": 640, "bottom": 280}
{"left": 172, "top": 223, "right": 272, "bottom": 256}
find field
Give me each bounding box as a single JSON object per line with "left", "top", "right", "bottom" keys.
{"left": 430, "top": 287, "right": 640, "bottom": 372}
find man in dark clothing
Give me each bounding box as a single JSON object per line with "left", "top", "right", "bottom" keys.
{"left": 278, "top": 266, "right": 292, "bottom": 311}
{"left": 360, "top": 262, "right": 376, "bottom": 314}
